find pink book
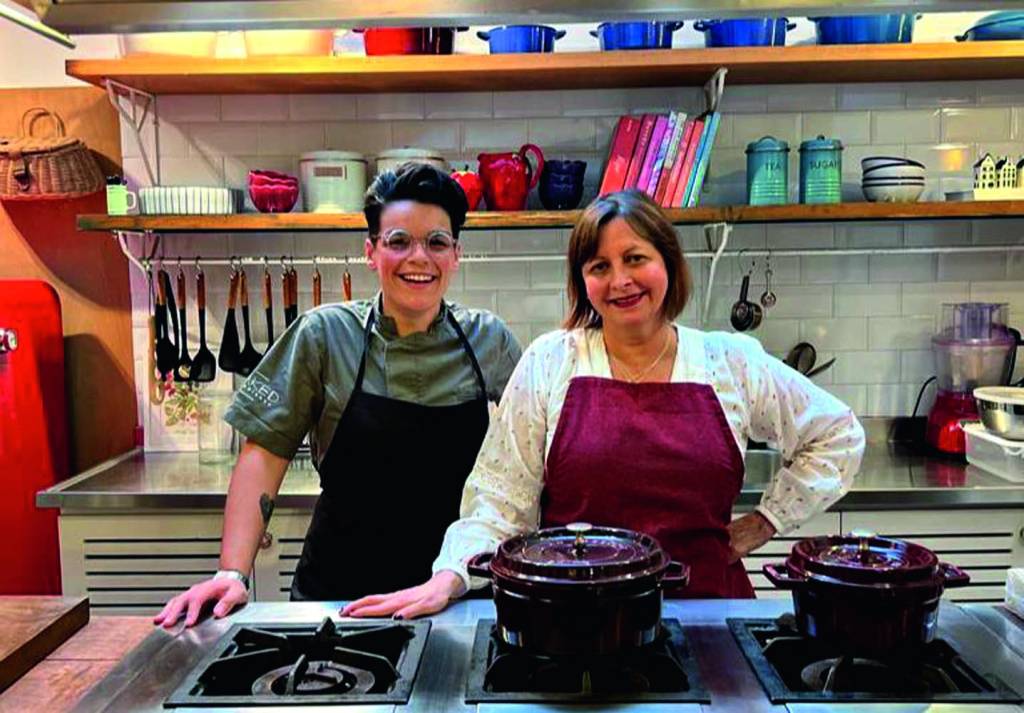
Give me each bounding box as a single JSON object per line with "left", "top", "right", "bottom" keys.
{"left": 636, "top": 114, "right": 669, "bottom": 197}
{"left": 669, "top": 116, "right": 705, "bottom": 208}
{"left": 653, "top": 112, "right": 687, "bottom": 205}
{"left": 598, "top": 115, "right": 641, "bottom": 196}
{"left": 645, "top": 111, "right": 678, "bottom": 197}
{"left": 623, "top": 114, "right": 657, "bottom": 190}
{"left": 662, "top": 118, "right": 696, "bottom": 207}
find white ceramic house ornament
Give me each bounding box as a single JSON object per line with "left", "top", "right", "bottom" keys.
{"left": 996, "top": 157, "right": 1018, "bottom": 188}
{"left": 975, "top": 153, "right": 997, "bottom": 189}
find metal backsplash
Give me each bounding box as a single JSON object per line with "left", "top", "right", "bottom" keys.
{"left": 29, "top": 0, "right": 1024, "bottom": 35}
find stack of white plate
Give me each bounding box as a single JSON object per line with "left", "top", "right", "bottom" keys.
{"left": 861, "top": 156, "right": 925, "bottom": 202}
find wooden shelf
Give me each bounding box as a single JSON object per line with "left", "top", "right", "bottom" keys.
{"left": 66, "top": 42, "right": 1024, "bottom": 94}
{"left": 77, "top": 201, "right": 1024, "bottom": 233}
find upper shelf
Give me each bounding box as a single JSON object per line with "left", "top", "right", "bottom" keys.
{"left": 66, "top": 42, "right": 1024, "bottom": 94}
{"left": 78, "top": 201, "right": 1024, "bottom": 233}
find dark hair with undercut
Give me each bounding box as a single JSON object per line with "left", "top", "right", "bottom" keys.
{"left": 364, "top": 161, "right": 469, "bottom": 241}
{"left": 565, "top": 190, "right": 692, "bottom": 329}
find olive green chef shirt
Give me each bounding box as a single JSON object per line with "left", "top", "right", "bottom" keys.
{"left": 224, "top": 296, "right": 523, "bottom": 468}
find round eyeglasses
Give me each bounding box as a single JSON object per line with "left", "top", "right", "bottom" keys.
{"left": 376, "top": 229, "right": 457, "bottom": 255}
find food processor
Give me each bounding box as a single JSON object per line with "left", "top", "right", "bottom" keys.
{"left": 926, "top": 302, "right": 1018, "bottom": 454}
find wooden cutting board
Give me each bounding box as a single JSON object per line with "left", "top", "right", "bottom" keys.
{"left": 0, "top": 596, "right": 89, "bottom": 693}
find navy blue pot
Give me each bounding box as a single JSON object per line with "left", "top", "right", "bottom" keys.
{"left": 692, "top": 18, "right": 793, "bottom": 47}
{"left": 539, "top": 165, "right": 586, "bottom": 210}
{"left": 591, "top": 21, "right": 683, "bottom": 51}
{"left": 809, "top": 14, "right": 916, "bottom": 44}
{"left": 957, "top": 12, "right": 1024, "bottom": 41}
{"left": 478, "top": 24, "right": 566, "bottom": 53}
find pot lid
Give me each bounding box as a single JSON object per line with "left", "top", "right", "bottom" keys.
{"left": 799, "top": 135, "right": 843, "bottom": 152}
{"left": 746, "top": 136, "right": 789, "bottom": 154}
{"left": 300, "top": 150, "right": 365, "bottom": 162}
{"left": 966, "top": 12, "right": 1024, "bottom": 32}
{"left": 788, "top": 534, "right": 940, "bottom": 586}
{"left": 376, "top": 147, "right": 446, "bottom": 161}
{"left": 491, "top": 523, "right": 671, "bottom": 585}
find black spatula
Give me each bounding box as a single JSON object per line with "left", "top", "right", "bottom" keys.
{"left": 174, "top": 268, "right": 193, "bottom": 382}
{"left": 237, "top": 268, "right": 264, "bottom": 376}
{"left": 190, "top": 269, "right": 217, "bottom": 383}
{"left": 218, "top": 269, "right": 241, "bottom": 374}
{"left": 155, "top": 270, "right": 179, "bottom": 379}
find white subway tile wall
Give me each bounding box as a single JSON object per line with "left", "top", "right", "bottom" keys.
{"left": 123, "top": 77, "right": 1024, "bottom": 446}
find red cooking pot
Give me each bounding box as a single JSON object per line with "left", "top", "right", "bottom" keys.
{"left": 467, "top": 522, "right": 688, "bottom": 656}
{"left": 357, "top": 27, "right": 466, "bottom": 55}
{"left": 763, "top": 534, "right": 970, "bottom": 654}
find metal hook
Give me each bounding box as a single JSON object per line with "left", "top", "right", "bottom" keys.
{"left": 194, "top": 256, "right": 202, "bottom": 274}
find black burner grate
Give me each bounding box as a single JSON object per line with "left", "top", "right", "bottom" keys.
{"left": 729, "top": 615, "right": 1023, "bottom": 704}
{"left": 164, "top": 617, "right": 430, "bottom": 707}
{"left": 465, "top": 618, "right": 709, "bottom": 704}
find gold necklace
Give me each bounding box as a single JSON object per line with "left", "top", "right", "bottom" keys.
{"left": 607, "top": 328, "right": 675, "bottom": 383}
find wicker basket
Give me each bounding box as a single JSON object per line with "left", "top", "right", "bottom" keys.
{"left": 0, "top": 107, "right": 105, "bottom": 199}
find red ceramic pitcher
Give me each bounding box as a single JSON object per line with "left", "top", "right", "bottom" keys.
{"left": 478, "top": 144, "right": 545, "bottom": 211}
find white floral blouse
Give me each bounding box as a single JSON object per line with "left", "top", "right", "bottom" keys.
{"left": 432, "top": 325, "right": 866, "bottom": 592}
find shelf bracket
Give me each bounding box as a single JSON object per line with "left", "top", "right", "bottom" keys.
{"left": 701, "top": 222, "right": 731, "bottom": 327}
{"left": 703, "top": 67, "right": 727, "bottom": 114}
{"left": 105, "top": 80, "right": 160, "bottom": 187}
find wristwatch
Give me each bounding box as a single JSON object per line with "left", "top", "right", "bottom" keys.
{"left": 214, "top": 569, "right": 251, "bottom": 592}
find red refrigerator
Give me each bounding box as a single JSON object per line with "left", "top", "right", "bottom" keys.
{"left": 0, "top": 280, "right": 67, "bottom": 594}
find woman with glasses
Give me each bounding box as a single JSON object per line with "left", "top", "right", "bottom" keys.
{"left": 154, "top": 163, "right": 522, "bottom": 626}
{"left": 344, "top": 190, "right": 864, "bottom": 620}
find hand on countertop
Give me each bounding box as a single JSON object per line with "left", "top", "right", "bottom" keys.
{"left": 341, "top": 570, "right": 464, "bottom": 620}
{"left": 727, "top": 511, "right": 777, "bottom": 564}
{"left": 152, "top": 578, "right": 248, "bottom": 629}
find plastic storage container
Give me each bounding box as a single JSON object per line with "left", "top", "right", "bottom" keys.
{"left": 964, "top": 422, "right": 1024, "bottom": 482}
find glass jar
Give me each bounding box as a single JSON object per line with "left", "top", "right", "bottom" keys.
{"left": 197, "top": 390, "right": 237, "bottom": 464}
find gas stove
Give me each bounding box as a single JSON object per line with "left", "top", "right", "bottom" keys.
{"left": 70, "top": 599, "right": 1024, "bottom": 712}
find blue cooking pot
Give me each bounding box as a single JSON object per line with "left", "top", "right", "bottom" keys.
{"left": 692, "top": 18, "right": 794, "bottom": 47}
{"left": 478, "top": 24, "right": 566, "bottom": 53}
{"left": 957, "top": 12, "right": 1024, "bottom": 41}
{"left": 591, "top": 21, "right": 684, "bottom": 50}
{"left": 809, "top": 14, "right": 917, "bottom": 44}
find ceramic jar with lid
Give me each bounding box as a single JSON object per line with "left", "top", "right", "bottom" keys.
{"left": 745, "top": 136, "right": 789, "bottom": 205}
{"left": 374, "top": 147, "right": 448, "bottom": 177}
{"left": 799, "top": 135, "right": 843, "bottom": 204}
{"left": 299, "top": 151, "right": 367, "bottom": 213}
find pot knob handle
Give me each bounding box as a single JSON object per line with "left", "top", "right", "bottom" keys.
{"left": 566, "top": 521, "right": 592, "bottom": 557}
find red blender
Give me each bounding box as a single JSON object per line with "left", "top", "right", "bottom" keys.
{"left": 927, "top": 302, "right": 1018, "bottom": 455}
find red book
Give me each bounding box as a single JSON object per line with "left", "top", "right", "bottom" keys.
{"left": 653, "top": 112, "right": 687, "bottom": 205}
{"left": 670, "top": 116, "right": 705, "bottom": 208}
{"left": 623, "top": 114, "right": 657, "bottom": 190}
{"left": 598, "top": 115, "right": 641, "bottom": 196}
{"left": 637, "top": 114, "right": 669, "bottom": 196}
{"left": 661, "top": 118, "right": 696, "bottom": 207}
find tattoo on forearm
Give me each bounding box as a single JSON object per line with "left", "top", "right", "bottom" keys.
{"left": 259, "top": 493, "right": 275, "bottom": 527}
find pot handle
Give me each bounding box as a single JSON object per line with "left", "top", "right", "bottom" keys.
{"left": 692, "top": 20, "right": 709, "bottom": 32}
{"left": 939, "top": 561, "right": 971, "bottom": 589}
{"left": 667, "top": 22, "right": 684, "bottom": 32}
{"left": 466, "top": 551, "right": 494, "bottom": 580}
{"left": 762, "top": 563, "right": 804, "bottom": 589}
{"left": 662, "top": 561, "right": 690, "bottom": 588}
{"left": 476, "top": 31, "right": 490, "bottom": 41}
{"left": 554, "top": 30, "right": 567, "bottom": 40}
{"left": 589, "top": 29, "right": 599, "bottom": 37}
{"left": 954, "top": 32, "right": 969, "bottom": 42}
{"left": 786, "top": 22, "right": 797, "bottom": 31}
{"left": 519, "top": 143, "right": 545, "bottom": 191}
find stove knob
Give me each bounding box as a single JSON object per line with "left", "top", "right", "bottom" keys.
{"left": 0, "top": 328, "right": 18, "bottom": 354}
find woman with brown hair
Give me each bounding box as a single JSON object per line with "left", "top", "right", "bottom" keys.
{"left": 344, "top": 190, "right": 864, "bottom": 619}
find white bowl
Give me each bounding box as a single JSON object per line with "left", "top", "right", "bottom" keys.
{"left": 862, "top": 166, "right": 926, "bottom": 180}
{"left": 862, "top": 183, "right": 924, "bottom": 202}
{"left": 861, "top": 156, "right": 925, "bottom": 172}
{"left": 244, "top": 29, "right": 336, "bottom": 56}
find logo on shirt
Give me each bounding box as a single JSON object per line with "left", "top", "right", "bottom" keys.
{"left": 238, "top": 373, "right": 282, "bottom": 407}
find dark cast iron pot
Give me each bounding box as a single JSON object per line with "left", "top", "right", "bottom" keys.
{"left": 764, "top": 534, "right": 970, "bottom": 654}
{"left": 467, "top": 522, "right": 688, "bottom": 656}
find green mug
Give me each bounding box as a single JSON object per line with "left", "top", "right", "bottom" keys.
{"left": 105, "top": 184, "right": 138, "bottom": 215}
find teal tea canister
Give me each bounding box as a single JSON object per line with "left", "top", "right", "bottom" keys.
{"left": 799, "top": 135, "right": 843, "bottom": 204}
{"left": 746, "top": 136, "right": 789, "bottom": 206}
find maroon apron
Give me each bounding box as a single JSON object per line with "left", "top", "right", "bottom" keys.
{"left": 541, "top": 373, "right": 755, "bottom": 599}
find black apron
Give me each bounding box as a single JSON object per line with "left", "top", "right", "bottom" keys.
{"left": 290, "top": 305, "right": 490, "bottom": 600}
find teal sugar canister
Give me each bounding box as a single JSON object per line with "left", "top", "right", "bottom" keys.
{"left": 799, "top": 135, "right": 843, "bottom": 204}
{"left": 746, "top": 136, "right": 789, "bottom": 206}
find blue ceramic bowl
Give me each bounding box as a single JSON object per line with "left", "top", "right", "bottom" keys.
{"left": 809, "top": 14, "right": 916, "bottom": 44}
{"left": 477, "top": 25, "right": 566, "bottom": 53}
{"left": 692, "top": 18, "right": 793, "bottom": 47}
{"left": 544, "top": 159, "right": 587, "bottom": 179}
{"left": 591, "top": 21, "right": 683, "bottom": 50}
{"left": 539, "top": 167, "right": 585, "bottom": 210}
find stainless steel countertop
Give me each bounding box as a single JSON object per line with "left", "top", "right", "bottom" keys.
{"left": 37, "top": 444, "right": 1024, "bottom": 511}
{"left": 69, "top": 599, "right": 1024, "bottom": 713}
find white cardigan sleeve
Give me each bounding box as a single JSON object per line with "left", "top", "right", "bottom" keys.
{"left": 716, "top": 333, "right": 865, "bottom": 534}
{"left": 432, "top": 332, "right": 569, "bottom": 591}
